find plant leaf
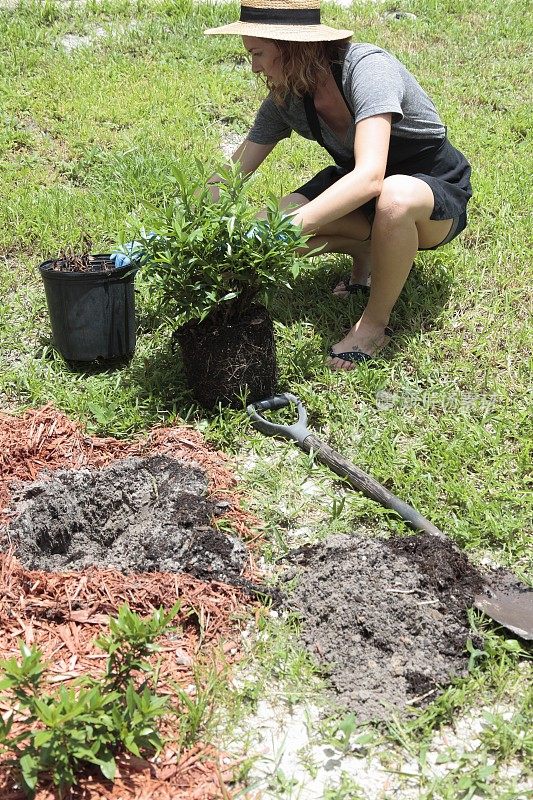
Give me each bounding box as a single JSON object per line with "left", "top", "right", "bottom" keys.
{"left": 98, "top": 754, "right": 116, "bottom": 781}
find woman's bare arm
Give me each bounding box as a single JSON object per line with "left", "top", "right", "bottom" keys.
{"left": 289, "top": 114, "right": 392, "bottom": 232}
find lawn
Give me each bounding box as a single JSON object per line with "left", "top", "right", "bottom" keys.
{"left": 0, "top": 0, "right": 531, "bottom": 797}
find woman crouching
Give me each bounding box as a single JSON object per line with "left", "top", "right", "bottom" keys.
{"left": 205, "top": 1, "right": 472, "bottom": 369}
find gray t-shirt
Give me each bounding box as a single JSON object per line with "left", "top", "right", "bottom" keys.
{"left": 247, "top": 43, "right": 446, "bottom": 165}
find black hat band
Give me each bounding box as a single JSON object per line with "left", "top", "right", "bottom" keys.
{"left": 240, "top": 6, "right": 321, "bottom": 25}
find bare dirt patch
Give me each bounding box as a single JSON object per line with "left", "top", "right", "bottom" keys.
{"left": 283, "top": 533, "right": 487, "bottom": 721}
{"left": 0, "top": 405, "right": 255, "bottom": 533}
{"left": 5, "top": 455, "right": 248, "bottom": 583}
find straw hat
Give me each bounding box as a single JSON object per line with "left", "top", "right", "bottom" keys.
{"left": 204, "top": 0, "right": 353, "bottom": 42}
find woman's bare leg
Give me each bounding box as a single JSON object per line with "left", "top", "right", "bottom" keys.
{"left": 328, "top": 175, "right": 454, "bottom": 370}
{"left": 299, "top": 205, "right": 374, "bottom": 293}
{"left": 256, "top": 183, "right": 454, "bottom": 372}
{"left": 256, "top": 192, "right": 309, "bottom": 219}
{"left": 332, "top": 239, "right": 372, "bottom": 295}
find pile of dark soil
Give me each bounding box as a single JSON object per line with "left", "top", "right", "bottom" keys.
{"left": 282, "top": 533, "right": 487, "bottom": 721}
{"left": 5, "top": 455, "right": 247, "bottom": 584}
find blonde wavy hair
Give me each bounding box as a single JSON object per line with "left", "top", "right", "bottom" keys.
{"left": 266, "top": 39, "right": 351, "bottom": 104}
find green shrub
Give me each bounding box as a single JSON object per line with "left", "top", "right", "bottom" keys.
{"left": 0, "top": 603, "right": 180, "bottom": 798}
{"left": 131, "top": 163, "right": 312, "bottom": 326}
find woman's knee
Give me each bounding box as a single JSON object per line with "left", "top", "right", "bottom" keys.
{"left": 375, "top": 175, "right": 433, "bottom": 222}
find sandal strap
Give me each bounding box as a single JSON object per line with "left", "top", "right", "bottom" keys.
{"left": 329, "top": 348, "right": 372, "bottom": 363}
{"left": 337, "top": 275, "right": 370, "bottom": 294}
{"left": 345, "top": 281, "right": 370, "bottom": 294}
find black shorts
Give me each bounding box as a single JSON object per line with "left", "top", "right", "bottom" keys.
{"left": 295, "top": 135, "right": 472, "bottom": 249}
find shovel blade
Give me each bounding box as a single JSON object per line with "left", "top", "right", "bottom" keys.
{"left": 474, "top": 589, "right": 533, "bottom": 640}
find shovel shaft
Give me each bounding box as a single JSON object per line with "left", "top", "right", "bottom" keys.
{"left": 303, "top": 434, "right": 445, "bottom": 538}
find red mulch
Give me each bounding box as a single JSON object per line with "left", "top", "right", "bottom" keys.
{"left": 0, "top": 406, "right": 263, "bottom": 799}
{"left": 0, "top": 404, "right": 262, "bottom": 549}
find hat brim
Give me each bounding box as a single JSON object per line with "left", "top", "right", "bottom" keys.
{"left": 204, "top": 21, "right": 353, "bottom": 42}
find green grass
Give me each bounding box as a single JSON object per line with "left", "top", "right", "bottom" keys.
{"left": 1, "top": 0, "right": 532, "bottom": 797}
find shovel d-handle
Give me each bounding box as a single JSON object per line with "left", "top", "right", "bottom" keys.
{"left": 247, "top": 393, "right": 311, "bottom": 444}
{"left": 247, "top": 393, "right": 446, "bottom": 539}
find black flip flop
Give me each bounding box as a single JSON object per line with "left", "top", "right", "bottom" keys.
{"left": 329, "top": 326, "right": 394, "bottom": 365}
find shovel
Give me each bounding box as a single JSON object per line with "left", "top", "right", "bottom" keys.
{"left": 247, "top": 392, "right": 445, "bottom": 538}
{"left": 246, "top": 392, "right": 533, "bottom": 640}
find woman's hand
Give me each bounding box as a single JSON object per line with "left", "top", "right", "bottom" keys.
{"left": 246, "top": 216, "right": 301, "bottom": 243}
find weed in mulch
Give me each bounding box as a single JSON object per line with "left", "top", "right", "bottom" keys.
{"left": 282, "top": 533, "right": 487, "bottom": 721}
{"left": 0, "top": 551, "right": 247, "bottom": 799}
{"left": 0, "top": 603, "right": 181, "bottom": 796}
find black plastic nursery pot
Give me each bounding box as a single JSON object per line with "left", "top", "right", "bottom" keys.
{"left": 176, "top": 304, "right": 277, "bottom": 409}
{"left": 39, "top": 254, "right": 136, "bottom": 363}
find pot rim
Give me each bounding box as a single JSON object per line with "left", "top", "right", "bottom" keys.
{"left": 39, "top": 253, "right": 136, "bottom": 281}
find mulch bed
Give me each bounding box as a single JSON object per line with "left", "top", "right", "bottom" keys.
{"left": 0, "top": 404, "right": 258, "bottom": 543}
{"left": 0, "top": 406, "right": 262, "bottom": 799}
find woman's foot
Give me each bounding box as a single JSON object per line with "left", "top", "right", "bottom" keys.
{"left": 327, "top": 320, "right": 393, "bottom": 371}
{"left": 332, "top": 253, "right": 372, "bottom": 298}
{"left": 332, "top": 275, "right": 371, "bottom": 297}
